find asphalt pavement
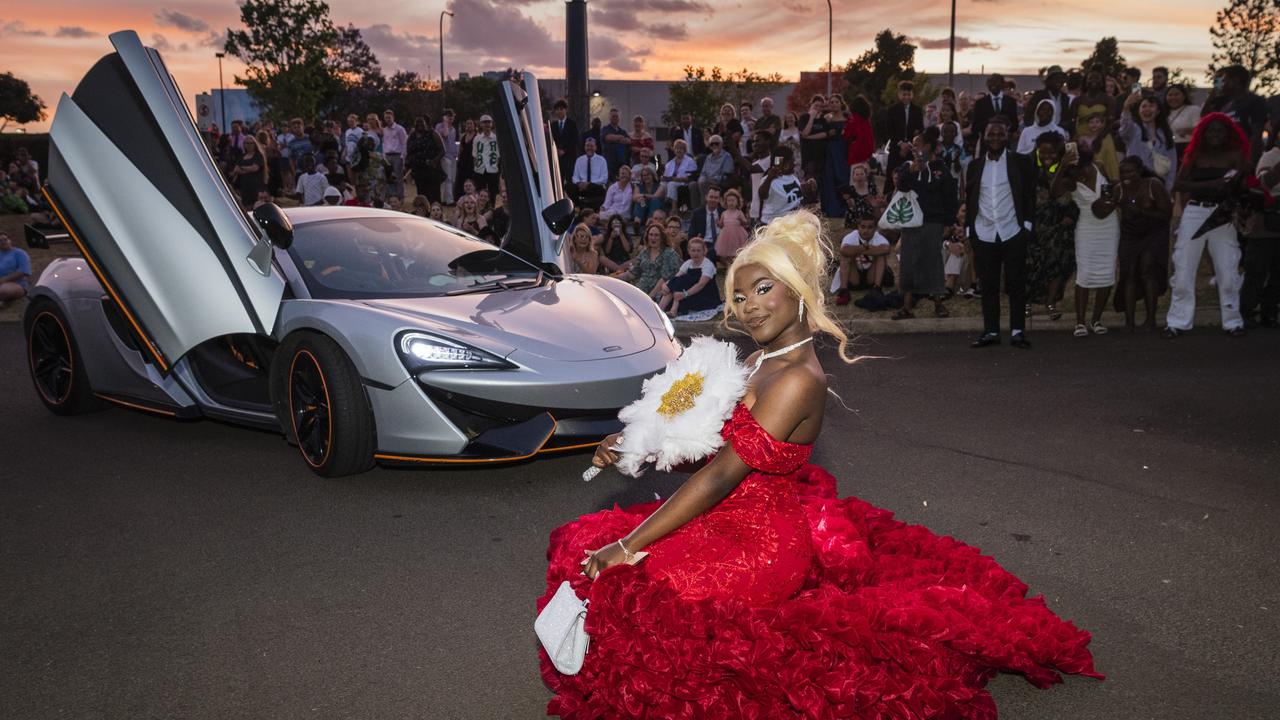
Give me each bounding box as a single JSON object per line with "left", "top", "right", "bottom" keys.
{"left": 2, "top": 322, "right": 1278, "bottom": 719}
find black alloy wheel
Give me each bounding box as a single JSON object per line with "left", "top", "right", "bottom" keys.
{"left": 23, "top": 299, "right": 101, "bottom": 415}
{"left": 289, "top": 349, "right": 332, "bottom": 468}
{"left": 271, "top": 331, "right": 376, "bottom": 477}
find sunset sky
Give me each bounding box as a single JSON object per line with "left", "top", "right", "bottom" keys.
{"left": 2, "top": 0, "right": 1219, "bottom": 131}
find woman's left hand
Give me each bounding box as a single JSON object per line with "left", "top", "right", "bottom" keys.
{"left": 581, "top": 542, "right": 626, "bottom": 580}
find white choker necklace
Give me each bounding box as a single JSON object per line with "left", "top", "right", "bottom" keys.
{"left": 751, "top": 336, "right": 813, "bottom": 375}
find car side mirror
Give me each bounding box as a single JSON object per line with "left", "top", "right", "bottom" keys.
{"left": 541, "top": 198, "right": 576, "bottom": 235}
{"left": 252, "top": 202, "right": 294, "bottom": 250}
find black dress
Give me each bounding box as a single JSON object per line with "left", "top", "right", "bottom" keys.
{"left": 234, "top": 152, "right": 266, "bottom": 207}
{"left": 1112, "top": 179, "right": 1171, "bottom": 310}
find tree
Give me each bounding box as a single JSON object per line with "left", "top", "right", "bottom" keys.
{"left": 443, "top": 76, "right": 501, "bottom": 127}
{"left": 224, "top": 0, "right": 340, "bottom": 121}
{"left": 842, "top": 30, "right": 918, "bottom": 111}
{"left": 1081, "top": 37, "right": 1127, "bottom": 79}
{"left": 0, "top": 72, "right": 46, "bottom": 132}
{"left": 1209, "top": 0, "right": 1280, "bottom": 93}
{"left": 329, "top": 24, "right": 384, "bottom": 91}
{"left": 664, "top": 66, "right": 785, "bottom": 130}
{"left": 786, "top": 73, "right": 848, "bottom": 113}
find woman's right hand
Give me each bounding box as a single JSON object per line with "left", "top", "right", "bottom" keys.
{"left": 592, "top": 433, "right": 624, "bottom": 469}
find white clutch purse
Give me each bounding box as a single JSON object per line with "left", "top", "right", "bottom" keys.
{"left": 535, "top": 581, "right": 590, "bottom": 675}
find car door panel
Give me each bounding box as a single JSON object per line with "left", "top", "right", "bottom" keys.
{"left": 45, "top": 30, "right": 284, "bottom": 368}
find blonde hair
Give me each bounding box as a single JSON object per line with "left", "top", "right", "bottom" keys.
{"left": 722, "top": 209, "right": 857, "bottom": 364}
{"left": 723, "top": 188, "right": 743, "bottom": 209}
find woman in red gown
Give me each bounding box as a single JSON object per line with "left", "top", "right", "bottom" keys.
{"left": 539, "top": 210, "right": 1102, "bottom": 718}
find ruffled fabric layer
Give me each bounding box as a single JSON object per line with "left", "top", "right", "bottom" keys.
{"left": 539, "top": 464, "right": 1101, "bottom": 719}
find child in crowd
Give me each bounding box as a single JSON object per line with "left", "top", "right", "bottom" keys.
{"left": 943, "top": 215, "right": 968, "bottom": 296}
{"left": 835, "top": 215, "right": 893, "bottom": 306}
{"left": 655, "top": 237, "right": 721, "bottom": 318}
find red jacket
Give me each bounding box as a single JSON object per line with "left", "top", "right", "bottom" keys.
{"left": 842, "top": 114, "right": 874, "bottom": 167}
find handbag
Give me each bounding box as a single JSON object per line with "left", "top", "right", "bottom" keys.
{"left": 535, "top": 581, "right": 590, "bottom": 675}
{"left": 1147, "top": 140, "right": 1172, "bottom": 180}
{"left": 879, "top": 190, "right": 924, "bottom": 230}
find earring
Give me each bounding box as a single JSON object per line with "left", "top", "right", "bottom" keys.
{"left": 798, "top": 297, "right": 805, "bottom": 320}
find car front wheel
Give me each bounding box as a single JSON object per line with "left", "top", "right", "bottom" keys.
{"left": 271, "top": 331, "right": 376, "bottom": 477}
{"left": 24, "top": 298, "right": 102, "bottom": 415}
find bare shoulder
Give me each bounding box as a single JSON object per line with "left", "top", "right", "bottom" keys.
{"left": 758, "top": 360, "right": 827, "bottom": 405}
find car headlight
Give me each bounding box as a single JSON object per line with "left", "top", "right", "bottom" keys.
{"left": 396, "top": 331, "right": 514, "bottom": 372}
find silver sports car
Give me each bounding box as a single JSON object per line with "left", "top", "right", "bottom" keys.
{"left": 24, "top": 31, "right": 679, "bottom": 476}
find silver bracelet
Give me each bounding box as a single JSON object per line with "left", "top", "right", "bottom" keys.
{"left": 616, "top": 538, "right": 636, "bottom": 562}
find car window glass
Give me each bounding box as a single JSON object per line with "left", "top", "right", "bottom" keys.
{"left": 287, "top": 216, "right": 539, "bottom": 299}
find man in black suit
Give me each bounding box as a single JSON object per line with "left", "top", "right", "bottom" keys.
{"left": 884, "top": 80, "right": 924, "bottom": 183}
{"left": 670, "top": 113, "right": 707, "bottom": 161}
{"left": 1023, "top": 66, "right": 1068, "bottom": 132}
{"left": 971, "top": 73, "right": 1021, "bottom": 140}
{"left": 965, "top": 117, "right": 1037, "bottom": 349}
{"left": 549, "top": 99, "right": 579, "bottom": 184}
{"left": 687, "top": 185, "right": 722, "bottom": 261}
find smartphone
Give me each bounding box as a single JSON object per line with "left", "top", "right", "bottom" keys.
{"left": 772, "top": 155, "right": 785, "bottom": 168}
{"left": 1065, "top": 142, "right": 1077, "bottom": 156}
{"left": 1131, "top": 83, "right": 1142, "bottom": 94}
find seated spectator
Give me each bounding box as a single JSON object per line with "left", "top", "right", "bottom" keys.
{"left": 599, "top": 165, "right": 634, "bottom": 222}
{"left": 571, "top": 138, "right": 609, "bottom": 210}
{"left": 290, "top": 154, "right": 329, "bottom": 206}
{"left": 834, "top": 215, "right": 892, "bottom": 306}
{"left": 630, "top": 146, "right": 660, "bottom": 190}
{"left": 758, "top": 146, "right": 802, "bottom": 225}
{"left": 322, "top": 186, "right": 343, "bottom": 206}
{"left": 662, "top": 139, "right": 698, "bottom": 211}
{"left": 654, "top": 236, "right": 721, "bottom": 318}
{"left": 568, "top": 223, "right": 601, "bottom": 274}
{"left": 3, "top": 181, "right": 31, "bottom": 214}
{"left": 841, "top": 162, "right": 886, "bottom": 228}
{"left": 9, "top": 147, "right": 40, "bottom": 193}
{"left": 631, "top": 165, "right": 666, "bottom": 228}
{"left": 0, "top": 231, "right": 31, "bottom": 307}
{"left": 411, "top": 195, "right": 431, "bottom": 217}
{"left": 666, "top": 216, "right": 688, "bottom": 258}
{"left": 429, "top": 202, "right": 445, "bottom": 221}
{"left": 617, "top": 222, "right": 681, "bottom": 296}
{"left": 453, "top": 194, "right": 487, "bottom": 238}
{"left": 599, "top": 215, "right": 634, "bottom": 273}
{"left": 698, "top": 135, "right": 735, "bottom": 201}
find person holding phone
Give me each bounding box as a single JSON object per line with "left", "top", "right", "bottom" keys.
{"left": 758, "top": 146, "right": 802, "bottom": 225}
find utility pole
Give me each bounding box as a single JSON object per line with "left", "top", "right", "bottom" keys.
{"left": 948, "top": 0, "right": 957, "bottom": 88}
{"left": 214, "top": 52, "right": 226, "bottom": 133}
{"left": 826, "top": 0, "right": 833, "bottom": 97}
{"left": 440, "top": 10, "right": 454, "bottom": 112}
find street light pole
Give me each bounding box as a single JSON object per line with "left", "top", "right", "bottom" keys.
{"left": 215, "top": 52, "right": 226, "bottom": 133}
{"left": 948, "top": 0, "right": 957, "bottom": 88}
{"left": 826, "top": 0, "right": 833, "bottom": 97}
{"left": 440, "top": 10, "right": 454, "bottom": 112}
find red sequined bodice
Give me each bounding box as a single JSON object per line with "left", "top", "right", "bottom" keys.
{"left": 641, "top": 403, "right": 815, "bottom": 605}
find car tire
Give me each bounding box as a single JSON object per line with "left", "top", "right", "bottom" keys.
{"left": 271, "top": 331, "right": 376, "bottom": 477}
{"left": 24, "top": 298, "right": 103, "bottom": 415}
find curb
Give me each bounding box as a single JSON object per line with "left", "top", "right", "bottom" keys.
{"left": 675, "top": 306, "right": 1233, "bottom": 339}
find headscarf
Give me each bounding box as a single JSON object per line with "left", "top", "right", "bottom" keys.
{"left": 1016, "top": 100, "right": 1067, "bottom": 154}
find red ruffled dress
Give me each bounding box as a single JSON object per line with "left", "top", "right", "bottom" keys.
{"left": 539, "top": 403, "right": 1102, "bottom": 718}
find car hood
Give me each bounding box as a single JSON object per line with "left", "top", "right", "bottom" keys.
{"left": 360, "top": 279, "right": 656, "bottom": 362}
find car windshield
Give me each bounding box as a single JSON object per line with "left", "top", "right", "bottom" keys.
{"left": 287, "top": 216, "right": 542, "bottom": 299}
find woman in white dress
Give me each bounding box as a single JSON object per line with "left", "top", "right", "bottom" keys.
{"left": 1055, "top": 143, "right": 1120, "bottom": 336}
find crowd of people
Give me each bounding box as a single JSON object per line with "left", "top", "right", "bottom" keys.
{"left": 4, "top": 61, "right": 1278, "bottom": 336}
